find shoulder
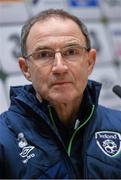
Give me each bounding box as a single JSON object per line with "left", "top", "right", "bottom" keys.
{"left": 97, "top": 105, "right": 121, "bottom": 118}
{"left": 0, "top": 112, "right": 17, "bottom": 156}
{"left": 0, "top": 111, "right": 8, "bottom": 129}
{"left": 95, "top": 105, "right": 121, "bottom": 129}
{"left": 0, "top": 111, "right": 13, "bottom": 139}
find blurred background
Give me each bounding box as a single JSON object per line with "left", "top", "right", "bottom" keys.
{"left": 0, "top": 0, "right": 121, "bottom": 113}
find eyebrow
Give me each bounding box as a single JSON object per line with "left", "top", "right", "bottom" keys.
{"left": 64, "top": 43, "right": 83, "bottom": 47}
{"left": 33, "top": 46, "right": 53, "bottom": 51}
{"left": 63, "top": 41, "right": 88, "bottom": 50}
{"left": 63, "top": 40, "right": 84, "bottom": 46}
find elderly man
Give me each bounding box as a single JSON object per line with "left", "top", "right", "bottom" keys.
{"left": 0, "top": 9, "right": 121, "bottom": 179}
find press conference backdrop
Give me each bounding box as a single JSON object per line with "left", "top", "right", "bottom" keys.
{"left": 0, "top": 0, "right": 121, "bottom": 113}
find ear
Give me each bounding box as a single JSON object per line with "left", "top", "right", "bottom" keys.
{"left": 18, "top": 57, "right": 31, "bottom": 81}
{"left": 87, "top": 49, "right": 96, "bottom": 75}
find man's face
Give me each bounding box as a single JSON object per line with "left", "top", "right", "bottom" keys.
{"left": 19, "top": 17, "right": 96, "bottom": 105}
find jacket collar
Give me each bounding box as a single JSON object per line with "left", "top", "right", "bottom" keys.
{"left": 9, "top": 80, "right": 102, "bottom": 118}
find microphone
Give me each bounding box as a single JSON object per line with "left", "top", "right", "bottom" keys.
{"left": 112, "top": 85, "right": 121, "bottom": 98}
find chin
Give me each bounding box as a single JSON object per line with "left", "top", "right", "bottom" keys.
{"left": 48, "top": 93, "right": 75, "bottom": 104}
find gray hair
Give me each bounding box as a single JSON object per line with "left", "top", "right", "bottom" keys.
{"left": 21, "top": 9, "right": 91, "bottom": 57}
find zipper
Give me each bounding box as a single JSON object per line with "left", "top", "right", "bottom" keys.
{"left": 48, "top": 104, "right": 95, "bottom": 156}
{"left": 48, "top": 105, "right": 79, "bottom": 178}
{"left": 67, "top": 104, "right": 95, "bottom": 156}
{"left": 48, "top": 104, "right": 95, "bottom": 178}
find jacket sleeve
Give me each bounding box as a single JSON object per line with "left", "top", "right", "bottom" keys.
{"left": 0, "top": 144, "right": 5, "bottom": 178}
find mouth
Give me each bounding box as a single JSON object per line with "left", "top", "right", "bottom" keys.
{"left": 52, "top": 81, "right": 72, "bottom": 87}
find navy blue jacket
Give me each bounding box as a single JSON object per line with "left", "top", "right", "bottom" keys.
{"left": 0, "top": 80, "right": 121, "bottom": 179}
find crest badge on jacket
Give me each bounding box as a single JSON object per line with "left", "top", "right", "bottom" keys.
{"left": 95, "top": 131, "right": 121, "bottom": 157}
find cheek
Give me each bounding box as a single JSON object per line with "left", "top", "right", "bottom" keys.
{"left": 72, "top": 62, "right": 89, "bottom": 91}
{"left": 29, "top": 65, "right": 50, "bottom": 96}
{"left": 73, "top": 61, "right": 88, "bottom": 81}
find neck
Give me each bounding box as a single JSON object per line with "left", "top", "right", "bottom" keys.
{"left": 36, "top": 93, "right": 82, "bottom": 125}
{"left": 52, "top": 98, "right": 82, "bottom": 126}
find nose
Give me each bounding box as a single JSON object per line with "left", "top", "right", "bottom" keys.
{"left": 52, "top": 52, "right": 68, "bottom": 74}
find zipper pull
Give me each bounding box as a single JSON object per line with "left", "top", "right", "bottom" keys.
{"left": 74, "top": 119, "right": 80, "bottom": 130}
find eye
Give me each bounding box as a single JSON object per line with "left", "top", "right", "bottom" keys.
{"left": 33, "top": 50, "right": 54, "bottom": 60}
{"left": 63, "top": 47, "right": 81, "bottom": 57}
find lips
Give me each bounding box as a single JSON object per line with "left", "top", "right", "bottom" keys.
{"left": 52, "top": 81, "right": 72, "bottom": 87}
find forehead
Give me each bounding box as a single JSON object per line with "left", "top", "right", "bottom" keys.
{"left": 26, "top": 17, "right": 86, "bottom": 51}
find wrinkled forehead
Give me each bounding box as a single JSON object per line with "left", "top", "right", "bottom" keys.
{"left": 26, "top": 17, "right": 86, "bottom": 51}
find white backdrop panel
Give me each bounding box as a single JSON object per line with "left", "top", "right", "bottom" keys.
{"left": 87, "top": 22, "right": 114, "bottom": 65}
{"left": 89, "top": 65, "right": 121, "bottom": 110}
{"left": 0, "top": 80, "right": 8, "bottom": 113}
{"left": 0, "top": 0, "right": 28, "bottom": 23}
{"left": 0, "top": 25, "right": 22, "bottom": 74}
{"left": 98, "top": 0, "right": 121, "bottom": 19}
{"left": 26, "top": 0, "right": 67, "bottom": 16}
{"left": 108, "top": 22, "right": 121, "bottom": 62}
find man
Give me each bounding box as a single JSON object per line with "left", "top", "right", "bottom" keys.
{"left": 0, "top": 9, "right": 121, "bottom": 179}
